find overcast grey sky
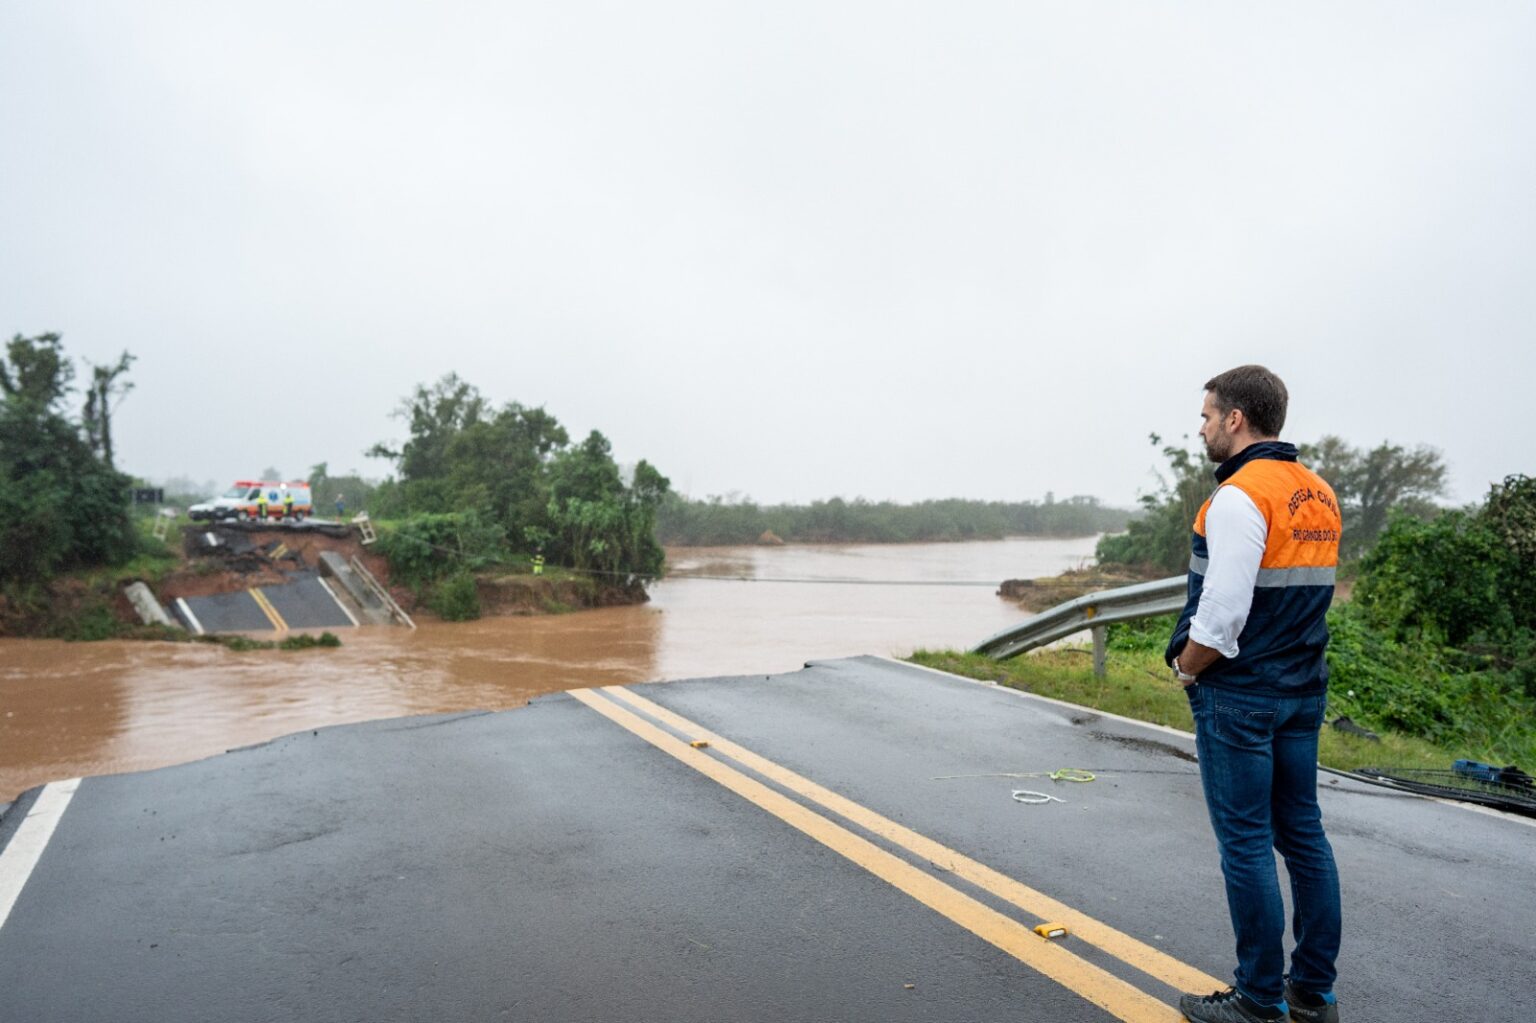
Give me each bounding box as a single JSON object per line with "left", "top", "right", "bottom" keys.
{"left": 3, "top": 3, "right": 1531, "bottom": 508}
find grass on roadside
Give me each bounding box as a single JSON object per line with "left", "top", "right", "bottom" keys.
{"left": 906, "top": 646, "right": 1476, "bottom": 775}
{"left": 75, "top": 515, "right": 183, "bottom": 587}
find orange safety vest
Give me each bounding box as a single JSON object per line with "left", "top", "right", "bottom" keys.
{"left": 1168, "top": 442, "right": 1342, "bottom": 694}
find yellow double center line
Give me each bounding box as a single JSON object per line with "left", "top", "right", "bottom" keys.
{"left": 571, "top": 685, "right": 1218, "bottom": 1023}
{"left": 248, "top": 587, "right": 288, "bottom": 634}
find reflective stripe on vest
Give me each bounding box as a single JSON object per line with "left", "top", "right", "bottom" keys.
{"left": 1187, "top": 555, "right": 1337, "bottom": 587}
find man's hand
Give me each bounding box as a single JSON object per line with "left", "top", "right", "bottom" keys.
{"left": 1173, "top": 639, "right": 1223, "bottom": 686}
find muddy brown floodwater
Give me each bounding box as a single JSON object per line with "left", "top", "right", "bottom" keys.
{"left": 0, "top": 537, "right": 1100, "bottom": 801}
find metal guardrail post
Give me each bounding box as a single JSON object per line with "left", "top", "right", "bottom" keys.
{"left": 1091, "top": 625, "right": 1107, "bottom": 679}
{"left": 350, "top": 555, "right": 416, "bottom": 629}
{"left": 974, "top": 575, "right": 1187, "bottom": 664}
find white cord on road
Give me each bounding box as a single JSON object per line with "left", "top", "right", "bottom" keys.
{"left": 0, "top": 778, "right": 81, "bottom": 933}
{"left": 1011, "top": 789, "right": 1066, "bottom": 805}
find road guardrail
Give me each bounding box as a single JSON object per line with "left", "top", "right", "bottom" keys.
{"left": 973, "top": 575, "right": 1187, "bottom": 677}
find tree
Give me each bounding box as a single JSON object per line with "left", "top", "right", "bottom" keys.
{"left": 81, "top": 351, "right": 136, "bottom": 469}
{"left": 0, "top": 333, "right": 137, "bottom": 583}
{"left": 1299, "top": 436, "right": 1447, "bottom": 558}
{"left": 370, "top": 374, "right": 487, "bottom": 485}
{"left": 1095, "top": 434, "right": 1213, "bottom": 573}
{"left": 443, "top": 403, "right": 568, "bottom": 539}
{"left": 0, "top": 332, "right": 72, "bottom": 411}
{"left": 544, "top": 431, "right": 670, "bottom": 582}
{"left": 370, "top": 379, "right": 670, "bottom": 583}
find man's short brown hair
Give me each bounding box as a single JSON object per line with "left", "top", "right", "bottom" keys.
{"left": 1204, "top": 365, "right": 1288, "bottom": 438}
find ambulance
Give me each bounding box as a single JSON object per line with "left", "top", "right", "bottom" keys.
{"left": 187, "top": 481, "right": 314, "bottom": 522}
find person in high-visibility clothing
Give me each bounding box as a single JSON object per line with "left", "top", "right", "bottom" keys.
{"left": 1166, "top": 366, "right": 1342, "bottom": 1023}
{"left": 282, "top": 485, "right": 295, "bottom": 521}
{"left": 255, "top": 490, "right": 268, "bottom": 522}
{"left": 532, "top": 553, "right": 545, "bottom": 576}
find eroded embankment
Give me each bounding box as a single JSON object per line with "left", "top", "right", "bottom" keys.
{"left": 0, "top": 525, "right": 646, "bottom": 639}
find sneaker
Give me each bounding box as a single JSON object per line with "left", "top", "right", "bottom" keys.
{"left": 1178, "top": 987, "right": 1286, "bottom": 1023}
{"left": 1283, "top": 980, "right": 1340, "bottom": 1023}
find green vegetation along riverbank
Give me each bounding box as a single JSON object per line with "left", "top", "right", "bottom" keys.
{"left": 656, "top": 493, "right": 1131, "bottom": 546}
{"left": 909, "top": 611, "right": 1536, "bottom": 777}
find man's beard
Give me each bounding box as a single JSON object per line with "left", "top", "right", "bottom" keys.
{"left": 1204, "top": 433, "right": 1232, "bottom": 463}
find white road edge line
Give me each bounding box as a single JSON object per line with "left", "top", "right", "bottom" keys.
{"left": 316, "top": 577, "right": 360, "bottom": 628}
{"left": 880, "top": 655, "right": 1536, "bottom": 830}
{"left": 0, "top": 778, "right": 82, "bottom": 933}
{"left": 176, "top": 597, "right": 205, "bottom": 636}
{"left": 878, "top": 654, "right": 1195, "bottom": 739}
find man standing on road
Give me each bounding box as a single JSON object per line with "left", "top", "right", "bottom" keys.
{"left": 1166, "top": 365, "right": 1343, "bottom": 1023}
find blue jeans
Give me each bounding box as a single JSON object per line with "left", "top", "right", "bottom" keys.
{"left": 1187, "top": 683, "right": 1341, "bottom": 1007}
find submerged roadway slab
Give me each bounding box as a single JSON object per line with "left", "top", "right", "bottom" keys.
{"left": 174, "top": 574, "right": 356, "bottom": 635}
{"left": 1, "top": 657, "right": 1532, "bottom": 1022}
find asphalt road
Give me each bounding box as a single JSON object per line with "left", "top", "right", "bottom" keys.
{"left": 173, "top": 573, "right": 356, "bottom": 635}
{"left": 1, "top": 656, "right": 1531, "bottom": 1022}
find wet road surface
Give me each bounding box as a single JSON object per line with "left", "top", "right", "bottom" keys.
{"left": 2, "top": 657, "right": 1532, "bottom": 1021}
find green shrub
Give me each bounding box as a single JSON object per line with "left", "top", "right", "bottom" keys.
{"left": 1355, "top": 474, "right": 1536, "bottom": 697}
{"left": 210, "top": 635, "right": 269, "bottom": 651}
{"left": 376, "top": 510, "right": 507, "bottom": 588}
{"left": 279, "top": 632, "right": 343, "bottom": 650}
{"left": 1107, "top": 612, "right": 1179, "bottom": 654}
{"left": 428, "top": 572, "right": 481, "bottom": 621}
{"left": 1355, "top": 509, "right": 1507, "bottom": 646}
{"left": 56, "top": 598, "right": 124, "bottom": 641}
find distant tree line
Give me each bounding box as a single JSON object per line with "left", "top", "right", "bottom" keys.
{"left": 656, "top": 493, "right": 1131, "bottom": 546}
{"left": 1095, "top": 433, "right": 1451, "bottom": 573}
{"left": 1, "top": 333, "right": 139, "bottom": 585}
{"left": 364, "top": 374, "right": 670, "bottom": 602}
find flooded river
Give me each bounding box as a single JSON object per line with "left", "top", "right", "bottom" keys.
{"left": 0, "top": 537, "right": 1099, "bottom": 801}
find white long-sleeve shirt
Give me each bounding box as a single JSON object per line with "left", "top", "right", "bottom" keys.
{"left": 1190, "top": 485, "right": 1269, "bottom": 659}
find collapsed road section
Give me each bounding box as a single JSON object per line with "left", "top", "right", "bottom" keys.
{"left": 170, "top": 572, "right": 357, "bottom": 635}
{"left": 0, "top": 657, "right": 1530, "bottom": 1022}
{"left": 133, "top": 525, "right": 412, "bottom": 636}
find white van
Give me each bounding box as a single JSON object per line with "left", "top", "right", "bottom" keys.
{"left": 188, "top": 481, "right": 314, "bottom": 522}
